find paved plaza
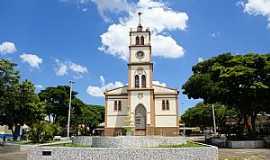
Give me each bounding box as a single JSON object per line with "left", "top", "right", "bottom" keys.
{"left": 1, "top": 149, "right": 270, "bottom": 160}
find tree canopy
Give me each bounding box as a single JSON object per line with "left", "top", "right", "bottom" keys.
{"left": 182, "top": 102, "right": 238, "bottom": 131}
{"left": 38, "top": 85, "right": 77, "bottom": 125}
{"left": 182, "top": 53, "right": 270, "bottom": 134}
{"left": 0, "top": 58, "right": 105, "bottom": 139}
{"left": 38, "top": 85, "right": 104, "bottom": 136}
{"left": 0, "top": 59, "right": 45, "bottom": 138}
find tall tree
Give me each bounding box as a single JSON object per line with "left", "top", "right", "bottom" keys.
{"left": 0, "top": 59, "right": 45, "bottom": 138}
{"left": 0, "top": 59, "right": 43, "bottom": 138}
{"left": 0, "top": 59, "right": 20, "bottom": 112}
{"left": 182, "top": 102, "right": 238, "bottom": 132}
{"left": 18, "top": 80, "right": 45, "bottom": 126}
{"left": 182, "top": 53, "right": 270, "bottom": 135}
{"left": 38, "top": 85, "right": 77, "bottom": 125}
{"left": 72, "top": 101, "right": 104, "bottom": 135}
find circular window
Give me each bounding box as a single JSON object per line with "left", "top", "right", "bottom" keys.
{"left": 136, "top": 51, "right": 145, "bottom": 59}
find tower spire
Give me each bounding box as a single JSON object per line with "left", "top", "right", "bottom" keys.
{"left": 137, "top": 12, "right": 143, "bottom": 31}
{"left": 138, "top": 12, "right": 142, "bottom": 26}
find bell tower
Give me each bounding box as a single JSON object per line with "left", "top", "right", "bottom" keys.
{"left": 128, "top": 12, "right": 153, "bottom": 89}
{"left": 128, "top": 13, "right": 155, "bottom": 136}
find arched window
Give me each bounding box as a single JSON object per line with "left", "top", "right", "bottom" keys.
{"left": 141, "top": 36, "right": 144, "bottom": 45}
{"left": 114, "top": 101, "right": 118, "bottom": 111}
{"left": 136, "top": 36, "right": 140, "bottom": 45}
{"left": 166, "top": 100, "right": 170, "bottom": 110}
{"left": 135, "top": 75, "right": 139, "bottom": 88}
{"left": 141, "top": 75, "right": 146, "bottom": 88}
{"left": 118, "top": 101, "right": 122, "bottom": 111}
{"left": 162, "top": 100, "right": 166, "bottom": 110}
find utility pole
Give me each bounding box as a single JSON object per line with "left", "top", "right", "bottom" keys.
{"left": 67, "top": 80, "right": 75, "bottom": 138}
{"left": 211, "top": 104, "right": 217, "bottom": 135}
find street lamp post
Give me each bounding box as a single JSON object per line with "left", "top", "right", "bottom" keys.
{"left": 211, "top": 104, "right": 217, "bottom": 135}
{"left": 67, "top": 80, "right": 75, "bottom": 138}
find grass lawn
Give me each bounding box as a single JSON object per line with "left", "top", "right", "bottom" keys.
{"left": 158, "top": 141, "right": 204, "bottom": 148}
{"left": 51, "top": 143, "right": 91, "bottom": 147}
{"left": 9, "top": 140, "right": 58, "bottom": 145}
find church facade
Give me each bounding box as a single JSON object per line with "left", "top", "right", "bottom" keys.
{"left": 104, "top": 14, "right": 179, "bottom": 136}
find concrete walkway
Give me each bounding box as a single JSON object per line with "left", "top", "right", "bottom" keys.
{"left": 219, "top": 148, "right": 270, "bottom": 160}
{"left": 0, "top": 151, "right": 27, "bottom": 160}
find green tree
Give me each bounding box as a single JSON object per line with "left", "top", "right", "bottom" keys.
{"left": 72, "top": 103, "right": 104, "bottom": 135}
{"left": 38, "top": 85, "right": 77, "bottom": 125}
{"left": 182, "top": 53, "right": 270, "bottom": 135}
{"left": 182, "top": 102, "right": 238, "bottom": 132}
{"left": 28, "top": 121, "right": 59, "bottom": 143}
{"left": 0, "top": 59, "right": 44, "bottom": 138}
{"left": 38, "top": 85, "right": 104, "bottom": 136}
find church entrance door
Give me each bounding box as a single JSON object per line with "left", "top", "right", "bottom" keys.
{"left": 135, "top": 104, "right": 146, "bottom": 136}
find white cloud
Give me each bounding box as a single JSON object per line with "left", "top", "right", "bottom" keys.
{"left": 20, "top": 53, "right": 43, "bottom": 68}
{"left": 241, "top": 0, "right": 270, "bottom": 28}
{"left": 152, "top": 35, "right": 184, "bottom": 58}
{"left": 210, "top": 32, "right": 220, "bottom": 38}
{"left": 35, "top": 84, "right": 43, "bottom": 89}
{"left": 91, "top": 0, "right": 131, "bottom": 22}
{"left": 100, "top": 75, "right": 105, "bottom": 86}
{"left": 86, "top": 76, "right": 124, "bottom": 97}
{"left": 69, "top": 62, "right": 88, "bottom": 75}
{"left": 82, "top": 8, "right": 88, "bottom": 12}
{"left": 198, "top": 57, "right": 204, "bottom": 63}
{"left": 98, "top": 0, "right": 188, "bottom": 60}
{"left": 152, "top": 80, "right": 167, "bottom": 87}
{"left": 55, "top": 59, "right": 88, "bottom": 78}
{"left": 55, "top": 59, "right": 68, "bottom": 76}
{"left": 60, "top": 0, "right": 130, "bottom": 20}
{"left": 0, "top": 41, "right": 17, "bottom": 55}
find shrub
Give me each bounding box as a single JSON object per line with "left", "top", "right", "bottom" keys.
{"left": 28, "top": 121, "right": 59, "bottom": 143}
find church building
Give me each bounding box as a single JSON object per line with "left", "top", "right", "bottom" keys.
{"left": 104, "top": 13, "right": 179, "bottom": 136}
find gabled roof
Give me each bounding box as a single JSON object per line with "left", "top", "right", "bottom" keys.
{"left": 104, "top": 85, "right": 128, "bottom": 95}
{"left": 153, "top": 84, "right": 179, "bottom": 95}
{"left": 104, "top": 84, "right": 179, "bottom": 96}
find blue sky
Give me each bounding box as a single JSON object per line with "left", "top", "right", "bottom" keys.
{"left": 0, "top": 0, "right": 270, "bottom": 114}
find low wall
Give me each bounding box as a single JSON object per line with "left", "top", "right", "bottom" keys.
{"left": 227, "top": 140, "right": 265, "bottom": 148}
{"left": 209, "top": 137, "right": 227, "bottom": 148}
{"left": 263, "top": 137, "right": 270, "bottom": 148}
{"left": 72, "top": 136, "right": 187, "bottom": 148}
{"left": 28, "top": 146, "right": 218, "bottom": 160}
{"left": 72, "top": 136, "right": 92, "bottom": 146}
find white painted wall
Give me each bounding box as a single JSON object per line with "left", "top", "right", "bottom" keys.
{"left": 130, "top": 47, "right": 151, "bottom": 63}
{"left": 155, "top": 116, "right": 177, "bottom": 127}
{"left": 130, "top": 32, "right": 150, "bottom": 46}
{"left": 130, "top": 91, "right": 152, "bottom": 125}
{"left": 130, "top": 65, "right": 152, "bottom": 88}
{"left": 155, "top": 98, "right": 177, "bottom": 115}
{"left": 154, "top": 97, "right": 178, "bottom": 127}
{"left": 107, "top": 98, "right": 129, "bottom": 116}
{"left": 107, "top": 116, "right": 129, "bottom": 128}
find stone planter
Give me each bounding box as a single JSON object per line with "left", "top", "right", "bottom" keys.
{"left": 227, "top": 140, "right": 265, "bottom": 148}
{"left": 28, "top": 146, "right": 218, "bottom": 160}
{"left": 209, "top": 137, "right": 227, "bottom": 147}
